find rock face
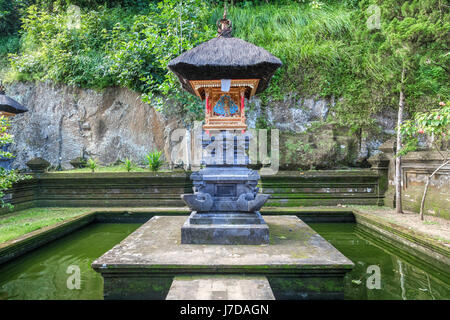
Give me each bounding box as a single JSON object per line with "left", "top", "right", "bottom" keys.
{"left": 247, "top": 94, "right": 395, "bottom": 170}
{"left": 5, "top": 81, "right": 395, "bottom": 170}
{"left": 6, "top": 81, "right": 181, "bottom": 169}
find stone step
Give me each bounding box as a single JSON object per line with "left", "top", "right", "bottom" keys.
{"left": 189, "top": 212, "right": 265, "bottom": 225}
{"left": 165, "top": 275, "right": 275, "bottom": 300}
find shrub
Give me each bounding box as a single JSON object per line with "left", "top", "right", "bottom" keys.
{"left": 146, "top": 151, "right": 163, "bottom": 172}
{"left": 87, "top": 158, "right": 98, "bottom": 173}
{"left": 122, "top": 158, "right": 135, "bottom": 172}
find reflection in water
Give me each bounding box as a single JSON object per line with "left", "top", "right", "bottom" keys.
{"left": 0, "top": 223, "right": 140, "bottom": 300}
{"left": 308, "top": 223, "right": 450, "bottom": 300}
{"left": 0, "top": 222, "right": 448, "bottom": 300}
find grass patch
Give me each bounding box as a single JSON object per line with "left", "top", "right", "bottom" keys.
{"left": 0, "top": 207, "right": 92, "bottom": 244}
{"left": 423, "top": 221, "right": 440, "bottom": 226}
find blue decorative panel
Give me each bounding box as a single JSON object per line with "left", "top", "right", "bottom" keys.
{"left": 213, "top": 95, "right": 239, "bottom": 117}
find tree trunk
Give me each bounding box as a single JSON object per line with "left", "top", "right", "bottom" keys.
{"left": 395, "top": 66, "right": 406, "bottom": 214}
{"left": 420, "top": 176, "right": 430, "bottom": 221}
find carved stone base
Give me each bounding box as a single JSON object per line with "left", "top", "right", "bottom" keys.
{"left": 188, "top": 211, "right": 266, "bottom": 225}
{"left": 181, "top": 211, "right": 269, "bottom": 245}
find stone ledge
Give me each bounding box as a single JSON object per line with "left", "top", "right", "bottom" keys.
{"left": 1, "top": 206, "right": 447, "bottom": 275}
{"left": 166, "top": 275, "right": 275, "bottom": 300}
{"left": 92, "top": 215, "right": 354, "bottom": 299}
{"left": 92, "top": 216, "right": 354, "bottom": 273}
{"left": 0, "top": 211, "right": 96, "bottom": 265}
{"left": 352, "top": 210, "right": 450, "bottom": 272}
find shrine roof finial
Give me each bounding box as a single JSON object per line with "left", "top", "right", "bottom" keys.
{"left": 217, "top": 1, "right": 232, "bottom": 38}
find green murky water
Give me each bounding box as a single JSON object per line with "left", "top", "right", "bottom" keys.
{"left": 0, "top": 222, "right": 448, "bottom": 300}
{"left": 308, "top": 223, "right": 450, "bottom": 300}
{"left": 0, "top": 223, "right": 140, "bottom": 300}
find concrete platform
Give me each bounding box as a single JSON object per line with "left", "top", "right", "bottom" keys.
{"left": 92, "top": 215, "right": 354, "bottom": 300}
{"left": 166, "top": 275, "right": 275, "bottom": 300}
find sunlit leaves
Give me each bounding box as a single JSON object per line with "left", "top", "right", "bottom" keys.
{"left": 399, "top": 102, "right": 450, "bottom": 156}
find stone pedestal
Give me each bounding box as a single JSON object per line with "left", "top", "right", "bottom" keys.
{"left": 181, "top": 212, "right": 269, "bottom": 245}
{"left": 181, "top": 131, "right": 270, "bottom": 245}
{"left": 26, "top": 157, "right": 50, "bottom": 173}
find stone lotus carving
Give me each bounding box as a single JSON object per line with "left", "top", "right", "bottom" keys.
{"left": 182, "top": 190, "right": 269, "bottom": 213}
{"left": 181, "top": 193, "right": 213, "bottom": 212}
{"left": 182, "top": 164, "right": 270, "bottom": 214}
{"left": 237, "top": 193, "right": 270, "bottom": 212}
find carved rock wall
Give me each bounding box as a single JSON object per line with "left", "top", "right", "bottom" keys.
{"left": 6, "top": 81, "right": 181, "bottom": 169}
{"left": 5, "top": 81, "right": 395, "bottom": 170}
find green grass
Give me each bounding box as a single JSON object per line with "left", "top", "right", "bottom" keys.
{"left": 0, "top": 207, "right": 92, "bottom": 244}
{"left": 209, "top": 3, "right": 353, "bottom": 97}
{"left": 423, "top": 221, "right": 440, "bottom": 226}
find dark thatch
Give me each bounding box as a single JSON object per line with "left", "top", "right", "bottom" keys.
{"left": 168, "top": 37, "right": 282, "bottom": 96}
{"left": 0, "top": 93, "right": 28, "bottom": 114}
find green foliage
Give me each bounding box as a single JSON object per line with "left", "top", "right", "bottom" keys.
{"left": 400, "top": 102, "right": 450, "bottom": 156}
{"left": 146, "top": 150, "right": 163, "bottom": 172}
{"left": 1, "top": 0, "right": 448, "bottom": 130}
{"left": 87, "top": 158, "right": 98, "bottom": 172}
{"left": 0, "top": 116, "right": 30, "bottom": 208}
{"left": 4, "top": 0, "right": 214, "bottom": 121}
{"left": 7, "top": 4, "right": 128, "bottom": 87}
{"left": 331, "top": 0, "right": 448, "bottom": 132}
{"left": 107, "top": 0, "right": 215, "bottom": 121}
{"left": 215, "top": 2, "right": 353, "bottom": 99}
{"left": 122, "top": 158, "right": 135, "bottom": 172}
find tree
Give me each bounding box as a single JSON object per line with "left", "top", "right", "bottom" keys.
{"left": 382, "top": 26, "right": 412, "bottom": 215}
{"left": 374, "top": 0, "right": 448, "bottom": 213}
{"left": 400, "top": 102, "right": 449, "bottom": 220}
{"left": 395, "top": 62, "right": 406, "bottom": 214}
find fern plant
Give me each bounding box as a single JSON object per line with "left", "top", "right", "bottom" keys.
{"left": 146, "top": 151, "right": 163, "bottom": 172}
{"left": 87, "top": 158, "right": 98, "bottom": 173}
{"left": 122, "top": 158, "right": 135, "bottom": 172}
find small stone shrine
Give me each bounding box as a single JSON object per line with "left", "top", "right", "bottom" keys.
{"left": 168, "top": 10, "right": 282, "bottom": 244}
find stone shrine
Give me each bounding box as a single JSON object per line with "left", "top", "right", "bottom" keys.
{"left": 168, "top": 11, "right": 282, "bottom": 244}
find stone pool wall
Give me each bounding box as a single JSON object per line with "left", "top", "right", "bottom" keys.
{"left": 376, "top": 140, "right": 450, "bottom": 219}
{"left": 1, "top": 169, "right": 386, "bottom": 213}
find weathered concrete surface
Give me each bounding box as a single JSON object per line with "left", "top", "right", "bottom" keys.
{"left": 92, "top": 215, "right": 354, "bottom": 299}
{"left": 377, "top": 141, "right": 450, "bottom": 218}
{"left": 353, "top": 210, "right": 450, "bottom": 274}
{"left": 166, "top": 275, "right": 275, "bottom": 300}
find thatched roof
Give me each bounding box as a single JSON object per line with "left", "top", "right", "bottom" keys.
{"left": 168, "top": 36, "right": 282, "bottom": 96}
{"left": 0, "top": 92, "right": 28, "bottom": 114}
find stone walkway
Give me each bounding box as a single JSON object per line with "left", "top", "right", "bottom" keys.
{"left": 166, "top": 276, "right": 275, "bottom": 300}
